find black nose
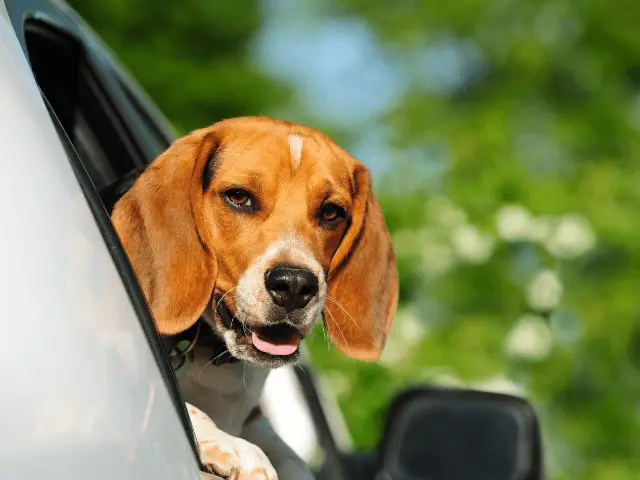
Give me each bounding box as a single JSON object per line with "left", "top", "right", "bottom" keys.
{"left": 265, "top": 266, "right": 319, "bottom": 312}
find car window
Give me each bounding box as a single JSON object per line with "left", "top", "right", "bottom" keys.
{"left": 25, "top": 21, "right": 144, "bottom": 187}
{"left": 21, "top": 18, "right": 202, "bottom": 465}
{"left": 114, "top": 74, "right": 174, "bottom": 154}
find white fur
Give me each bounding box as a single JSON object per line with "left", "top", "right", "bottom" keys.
{"left": 187, "top": 402, "right": 278, "bottom": 479}
{"left": 180, "top": 347, "right": 267, "bottom": 437}
{"left": 182, "top": 234, "right": 324, "bottom": 478}
{"left": 181, "top": 351, "right": 315, "bottom": 478}
{"left": 234, "top": 233, "right": 326, "bottom": 337}
{"left": 288, "top": 135, "right": 303, "bottom": 169}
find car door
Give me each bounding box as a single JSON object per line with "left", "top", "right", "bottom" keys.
{"left": 0, "top": 1, "right": 202, "bottom": 479}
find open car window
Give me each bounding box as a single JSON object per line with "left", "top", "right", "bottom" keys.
{"left": 18, "top": 16, "right": 201, "bottom": 464}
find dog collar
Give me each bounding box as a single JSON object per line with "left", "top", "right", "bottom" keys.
{"left": 164, "top": 318, "right": 238, "bottom": 378}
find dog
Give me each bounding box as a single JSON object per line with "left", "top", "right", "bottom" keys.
{"left": 111, "top": 116, "right": 398, "bottom": 479}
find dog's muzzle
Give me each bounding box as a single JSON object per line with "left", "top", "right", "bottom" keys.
{"left": 216, "top": 297, "right": 303, "bottom": 357}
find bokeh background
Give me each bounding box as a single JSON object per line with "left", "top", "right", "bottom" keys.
{"left": 68, "top": 0, "right": 640, "bottom": 478}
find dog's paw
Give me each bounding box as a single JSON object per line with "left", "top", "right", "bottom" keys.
{"left": 200, "top": 434, "right": 278, "bottom": 480}
{"left": 187, "top": 402, "right": 278, "bottom": 480}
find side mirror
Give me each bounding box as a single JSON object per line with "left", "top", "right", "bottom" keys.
{"left": 375, "top": 387, "right": 545, "bottom": 480}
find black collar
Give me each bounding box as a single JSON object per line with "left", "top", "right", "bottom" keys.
{"left": 163, "top": 307, "right": 239, "bottom": 376}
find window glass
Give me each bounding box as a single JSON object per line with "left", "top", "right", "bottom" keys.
{"left": 24, "top": 21, "right": 142, "bottom": 192}
{"left": 23, "top": 18, "right": 201, "bottom": 463}
{"left": 115, "top": 75, "right": 172, "bottom": 155}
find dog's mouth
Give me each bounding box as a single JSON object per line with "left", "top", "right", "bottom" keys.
{"left": 216, "top": 298, "right": 302, "bottom": 358}
{"left": 250, "top": 323, "right": 301, "bottom": 355}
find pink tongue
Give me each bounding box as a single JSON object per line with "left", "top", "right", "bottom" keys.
{"left": 251, "top": 331, "right": 300, "bottom": 356}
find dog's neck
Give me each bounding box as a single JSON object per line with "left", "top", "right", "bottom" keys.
{"left": 164, "top": 311, "right": 270, "bottom": 436}
{"left": 178, "top": 346, "right": 270, "bottom": 436}
{"left": 163, "top": 315, "right": 238, "bottom": 372}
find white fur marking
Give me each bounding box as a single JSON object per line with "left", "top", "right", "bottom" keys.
{"left": 288, "top": 135, "right": 303, "bottom": 169}
{"left": 186, "top": 402, "right": 278, "bottom": 478}
{"left": 235, "top": 233, "right": 326, "bottom": 334}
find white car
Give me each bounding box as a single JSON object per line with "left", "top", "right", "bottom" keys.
{"left": 0, "top": 1, "right": 545, "bottom": 479}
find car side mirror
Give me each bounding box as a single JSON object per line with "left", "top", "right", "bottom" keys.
{"left": 374, "top": 387, "right": 545, "bottom": 480}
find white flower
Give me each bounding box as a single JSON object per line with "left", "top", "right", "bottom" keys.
{"left": 495, "top": 205, "right": 533, "bottom": 241}
{"left": 421, "top": 243, "right": 455, "bottom": 276}
{"left": 545, "top": 214, "right": 596, "bottom": 259}
{"left": 396, "top": 308, "right": 428, "bottom": 343}
{"left": 379, "top": 309, "right": 427, "bottom": 366}
{"left": 437, "top": 204, "right": 468, "bottom": 229}
{"left": 505, "top": 314, "right": 554, "bottom": 360}
{"left": 380, "top": 308, "right": 427, "bottom": 366}
{"left": 528, "top": 215, "right": 554, "bottom": 243}
{"left": 526, "top": 269, "right": 563, "bottom": 310}
{"left": 427, "top": 196, "right": 468, "bottom": 228}
{"left": 379, "top": 334, "right": 404, "bottom": 366}
{"left": 451, "top": 225, "right": 495, "bottom": 263}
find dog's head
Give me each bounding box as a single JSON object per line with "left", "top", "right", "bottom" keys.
{"left": 112, "top": 117, "right": 398, "bottom": 367}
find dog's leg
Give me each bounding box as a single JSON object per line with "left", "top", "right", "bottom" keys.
{"left": 241, "top": 410, "right": 315, "bottom": 480}
{"left": 187, "top": 402, "right": 278, "bottom": 480}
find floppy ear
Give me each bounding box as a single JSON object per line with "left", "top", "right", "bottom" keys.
{"left": 111, "top": 129, "right": 218, "bottom": 335}
{"left": 326, "top": 163, "right": 399, "bottom": 360}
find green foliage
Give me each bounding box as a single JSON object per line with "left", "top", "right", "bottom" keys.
{"left": 318, "top": 1, "right": 640, "bottom": 477}
{"left": 68, "top": 0, "right": 290, "bottom": 133}
{"left": 71, "top": 0, "right": 640, "bottom": 477}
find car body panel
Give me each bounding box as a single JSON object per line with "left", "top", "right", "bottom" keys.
{"left": 0, "top": 3, "right": 200, "bottom": 479}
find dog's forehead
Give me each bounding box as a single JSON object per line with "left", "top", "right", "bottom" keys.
{"left": 214, "top": 124, "right": 353, "bottom": 185}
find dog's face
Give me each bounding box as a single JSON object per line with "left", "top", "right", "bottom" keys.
{"left": 112, "top": 117, "right": 398, "bottom": 367}
{"left": 204, "top": 129, "right": 354, "bottom": 365}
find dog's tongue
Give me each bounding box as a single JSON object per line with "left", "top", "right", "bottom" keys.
{"left": 251, "top": 330, "right": 300, "bottom": 356}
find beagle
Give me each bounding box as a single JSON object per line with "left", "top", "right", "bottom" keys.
{"left": 111, "top": 116, "right": 398, "bottom": 479}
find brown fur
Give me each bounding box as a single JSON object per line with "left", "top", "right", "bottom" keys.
{"left": 111, "top": 116, "right": 398, "bottom": 359}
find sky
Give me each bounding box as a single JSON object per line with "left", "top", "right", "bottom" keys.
{"left": 253, "top": 0, "right": 477, "bottom": 180}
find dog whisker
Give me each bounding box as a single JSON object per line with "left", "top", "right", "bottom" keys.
{"left": 215, "top": 286, "right": 239, "bottom": 330}
{"left": 326, "top": 295, "right": 364, "bottom": 336}
{"left": 196, "top": 349, "right": 232, "bottom": 381}
{"left": 242, "top": 363, "right": 247, "bottom": 391}
{"left": 327, "top": 294, "right": 386, "bottom": 328}
{"left": 215, "top": 286, "right": 238, "bottom": 311}
{"left": 215, "top": 285, "right": 238, "bottom": 311}
{"left": 240, "top": 318, "right": 249, "bottom": 334}
{"left": 320, "top": 311, "right": 332, "bottom": 351}
{"left": 295, "top": 363, "right": 310, "bottom": 380}
{"left": 324, "top": 306, "right": 355, "bottom": 364}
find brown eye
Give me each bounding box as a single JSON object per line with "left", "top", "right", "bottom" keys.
{"left": 226, "top": 189, "right": 250, "bottom": 205}
{"left": 319, "top": 203, "right": 346, "bottom": 226}
{"left": 223, "top": 188, "right": 255, "bottom": 212}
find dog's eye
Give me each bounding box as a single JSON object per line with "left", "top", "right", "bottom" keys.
{"left": 223, "top": 188, "right": 254, "bottom": 212}
{"left": 226, "top": 189, "right": 251, "bottom": 205}
{"left": 319, "top": 203, "right": 346, "bottom": 226}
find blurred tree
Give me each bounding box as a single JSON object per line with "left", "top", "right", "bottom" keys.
{"left": 68, "top": 0, "right": 291, "bottom": 132}
{"left": 304, "top": 1, "right": 640, "bottom": 478}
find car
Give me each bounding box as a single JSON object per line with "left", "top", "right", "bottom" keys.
{"left": 0, "top": 1, "right": 546, "bottom": 479}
